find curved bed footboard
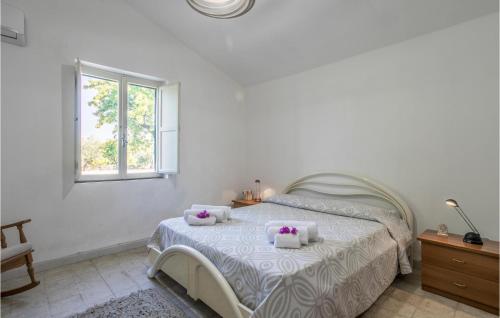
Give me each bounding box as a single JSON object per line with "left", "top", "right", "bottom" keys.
{"left": 147, "top": 245, "right": 252, "bottom": 318}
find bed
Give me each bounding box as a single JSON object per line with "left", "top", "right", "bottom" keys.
{"left": 147, "top": 173, "right": 415, "bottom": 318}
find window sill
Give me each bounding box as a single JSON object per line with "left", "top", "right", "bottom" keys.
{"left": 75, "top": 174, "right": 167, "bottom": 183}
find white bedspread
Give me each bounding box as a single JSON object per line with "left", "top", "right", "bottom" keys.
{"left": 148, "top": 195, "right": 412, "bottom": 318}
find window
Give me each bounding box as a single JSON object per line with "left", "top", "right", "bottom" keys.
{"left": 75, "top": 60, "right": 179, "bottom": 181}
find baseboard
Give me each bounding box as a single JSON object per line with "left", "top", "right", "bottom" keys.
{"left": 1, "top": 238, "right": 149, "bottom": 281}
{"left": 2, "top": 240, "right": 421, "bottom": 281}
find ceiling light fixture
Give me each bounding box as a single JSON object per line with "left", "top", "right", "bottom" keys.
{"left": 186, "top": 0, "right": 255, "bottom": 19}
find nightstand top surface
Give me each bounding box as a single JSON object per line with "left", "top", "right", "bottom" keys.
{"left": 418, "top": 229, "right": 499, "bottom": 258}
{"left": 232, "top": 199, "right": 260, "bottom": 205}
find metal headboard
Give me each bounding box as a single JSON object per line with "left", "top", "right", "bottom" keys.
{"left": 283, "top": 172, "right": 414, "bottom": 236}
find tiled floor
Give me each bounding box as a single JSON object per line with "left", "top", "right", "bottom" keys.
{"left": 1, "top": 247, "right": 497, "bottom": 318}
{"left": 360, "top": 273, "right": 498, "bottom": 318}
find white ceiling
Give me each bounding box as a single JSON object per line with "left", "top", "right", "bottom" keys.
{"left": 127, "top": 0, "right": 498, "bottom": 86}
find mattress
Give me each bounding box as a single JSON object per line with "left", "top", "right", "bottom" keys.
{"left": 148, "top": 194, "right": 412, "bottom": 318}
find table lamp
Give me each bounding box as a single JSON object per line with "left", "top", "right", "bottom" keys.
{"left": 445, "top": 199, "right": 483, "bottom": 245}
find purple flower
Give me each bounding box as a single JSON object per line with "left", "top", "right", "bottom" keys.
{"left": 279, "top": 226, "right": 290, "bottom": 234}
{"left": 278, "top": 226, "right": 298, "bottom": 235}
{"left": 196, "top": 210, "right": 210, "bottom": 219}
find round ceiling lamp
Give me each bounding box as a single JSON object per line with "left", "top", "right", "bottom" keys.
{"left": 186, "top": 0, "right": 255, "bottom": 19}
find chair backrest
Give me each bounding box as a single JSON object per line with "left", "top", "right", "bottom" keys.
{"left": 1, "top": 219, "right": 32, "bottom": 249}
{"left": 1, "top": 229, "right": 6, "bottom": 249}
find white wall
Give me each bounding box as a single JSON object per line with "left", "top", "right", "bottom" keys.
{"left": 1, "top": 0, "right": 246, "bottom": 263}
{"left": 2, "top": 1, "right": 498, "bottom": 266}
{"left": 245, "top": 13, "right": 499, "bottom": 247}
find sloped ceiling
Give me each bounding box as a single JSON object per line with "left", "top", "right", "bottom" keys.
{"left": 127, "top": 0, "right": 498, "bottom": 85}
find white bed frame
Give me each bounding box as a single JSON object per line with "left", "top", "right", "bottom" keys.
{"left": 147, "top": 173, "right": 415, "bottom": 318}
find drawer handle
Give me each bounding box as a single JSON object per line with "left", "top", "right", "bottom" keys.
{"left": 453, "top": 282, "right": 467, "bottom": 288}
{"left": 451, "top": 258, "right": 465, "bottom": 264}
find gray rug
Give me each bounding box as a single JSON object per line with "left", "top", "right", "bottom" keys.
{"left": 68, "top": 288, "right": 201, "bottom": 318}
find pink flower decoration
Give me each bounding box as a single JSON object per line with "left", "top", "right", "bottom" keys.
{"left": 290, "top": 227, "right": 298, "bottom": 235}
{"left": 196, "top": 210, "right": 210, "bottom": 219}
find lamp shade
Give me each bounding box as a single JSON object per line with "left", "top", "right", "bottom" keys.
{"left": 445, "top": 199, "right": 459, "bottom": 207}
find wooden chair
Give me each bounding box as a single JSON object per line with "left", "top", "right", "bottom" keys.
{"left": 1, "top": 219, "right": 39, "bottom": 297}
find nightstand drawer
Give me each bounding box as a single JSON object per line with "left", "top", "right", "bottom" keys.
{"left": 422, "top": 243, "right": 499, "bottom": 282}
{"left": 422, "top": 264, "right": 499, "bottom": 309}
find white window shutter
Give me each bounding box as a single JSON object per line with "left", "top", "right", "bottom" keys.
{"left": 157, "top": 82, "right": 180, "bottom": 174}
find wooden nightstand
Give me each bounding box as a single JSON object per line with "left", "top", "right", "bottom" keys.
{"left": 418, "top": 230, "right": 499, "bottom": 314}
{"left": 232, "top": 199, "right": 260, "bottom": 208}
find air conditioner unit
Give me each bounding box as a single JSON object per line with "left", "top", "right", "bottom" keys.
{"left": 1, "top": 3, "right": 26, "bottom": 46}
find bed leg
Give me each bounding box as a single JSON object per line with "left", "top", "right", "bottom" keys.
{"left": 147, "top": 249, "right": 171, "bottom": 278}
{"left": 146, "top": 267, "right": 157, "bottom": 279}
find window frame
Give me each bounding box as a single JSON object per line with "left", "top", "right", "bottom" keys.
{"left": 75, "top": 63, "right": 164, "bottom": 182}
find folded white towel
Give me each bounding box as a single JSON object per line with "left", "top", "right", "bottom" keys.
{"left": 191, "top": 204, "right": 232, "bottom": 220}
{"left": 184, "top": 209, "right": 227, "bottom": 223}
{"left": 274, "top": 233, "right": 301, "bottom": 249}
{"left": 265, "top": 221, "right": 319, "bottom": 242}
{"left": 266, "top": 226, "right": 309, "bottom": 245}
{"left": 185, "top": 215, "right": 216, "bottom": 226}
